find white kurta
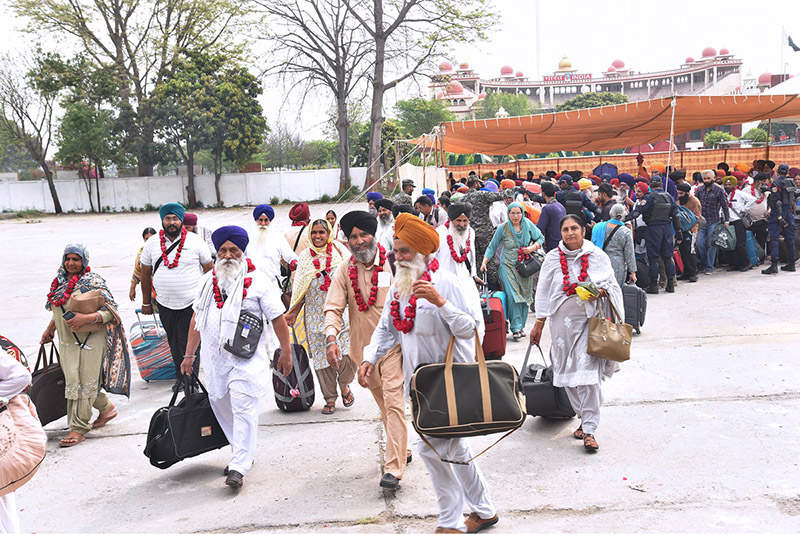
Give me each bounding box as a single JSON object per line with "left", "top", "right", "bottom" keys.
{"left": 376, "top": 218, "right": 395, "bottom": 251}
{"left": 193, "top": 270, "right": 285, "bottom": 400}
{"left": 434, "top": 225, "right": 484, "bottom": 341}
{"left": 246, "top": 228, "right": 298, "bottom": 287}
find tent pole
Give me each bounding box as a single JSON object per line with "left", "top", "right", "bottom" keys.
{"left": 766, "top": 119, "right": 772, "bottom": 161}
{"left": 667, "top": 97, "right": 677, "bottom": 173}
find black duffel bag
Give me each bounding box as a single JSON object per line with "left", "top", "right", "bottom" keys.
{"left": 410, "top": 330, "right": 526, "bottom": 463}
{"left": 144, "top": 373, "right": 229, "bottom": 469}
{"left": 520, "top": 343, "right": 575, "bottom": 419}
{"left": 29, "top": 344, "right": 67, "bottom": 426}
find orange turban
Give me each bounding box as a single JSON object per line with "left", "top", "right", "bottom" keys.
{"left": 715, "top": 169, "right": 726, "bottom": 178}
{"left": 500, "top": 179, "right": 515, "bottom": 190}
{"left": 735, "top": 162, "right": 750, "bottom": 174}
{"left": 651, "top": 162, "right": 667, "bottom": 175}
{"left": 394, "top": 213, "right": 439, "bottom": 255}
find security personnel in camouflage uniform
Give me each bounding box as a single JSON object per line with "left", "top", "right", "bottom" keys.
{"left": 762, "top": 164, "right": 796, "bottom": 274}
{"left": 625, "top": 176, "right": 681, "bottom": 294}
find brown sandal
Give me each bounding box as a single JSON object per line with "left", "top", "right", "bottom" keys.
{"left": 59, "top": 432, "right": 86, "bottom": 448}
{"left": 583, "top": 434, "right": 599, "bottom": 452}
{"left": 341, "top": 388, "right": 355, "bottom": 408}
{"left": 322, "top": 403, "right": 335, "bottom": 415}
{"left": 92, "top": 406, "right": 118, "bottom": 429}
{"left": 572, "top": 426, "right": 585, "bottom": 440}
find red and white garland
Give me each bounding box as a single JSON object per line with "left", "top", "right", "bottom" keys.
{"left": 390, "top": 258, "right": 439, "bottom": 334}
{"left": 310, "top": 242, "right": 333, "bottom": 292}
{"left": 47, "top": 267, "right": 90, "bottom": 307}
{"left": 159, "top": 227, "right": 187, "bottom": 269}
{"left": 212, "top": 258, "right": 255, "bottom": 309}
{"left": 750, "top": 185, "right": 766, "bottom": 204}
{"left": 350, "top": 243, "right": 386, "bottom": 311}
{"left": 446, "top": 232, "right": 471, "bottom": 263}
{"left": 517, "top": 246, "right": 530, "bottom": 263}
{"left": 559, "top": 249, "right": 589, "bottom": 296}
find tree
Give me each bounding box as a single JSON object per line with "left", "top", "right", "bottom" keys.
{"left": 0, "top": 53, "right": 62, "bottom": 212}
{"left": 300, "top": 140, "right": 339, "bottom": 168}
{"left": 741, "top": 128, "right": 768, "bottom": 143}
{"left": 205, "top": 60, "right": 267, "bottom": 205}
{"left": 12, "top": 0, "right": 250, "bottom": 176}
{"left": 474, "top": 91, "right": 536, "bottom": 120}
{"left": 258, "top": 121, "right": 305, "bottom": 170}
{"left": 704, "top": 130, "right": 737, "bottom": 148}
{"left": 353, "top": 117, "right": 401, "bottom": 171}
{"left": 258, "top": 0, "right": 372, "bottom": 193}
{"left": 342, "top": 0, "right": 496, "bottom": 186}
{"left": 395, "top": 97, "right": 454, "bottom": 137}
{"left": 554, "top": 92, "right": 629, "bottom": 112}
{"left": 0, "top": 128, "right": 37, "bottom": 173}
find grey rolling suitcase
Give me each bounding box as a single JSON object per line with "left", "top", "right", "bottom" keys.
{"left": 622, "top": 283, "right": 647, "bottom": 334}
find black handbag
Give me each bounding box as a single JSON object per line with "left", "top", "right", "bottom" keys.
{"left": 29, "top": 344, "right": 67, "bottom": 426}
{"left": 143, "top": 374, "right": 229, "bottom": 469}
{"left": 516, "top": 250, "right": 543, "bottom": 277}
{"left": 410, "top": 330, "right": 526, "bottom": 464}
{"left": 520, "top": 344, "right": 575, "bottom": 419}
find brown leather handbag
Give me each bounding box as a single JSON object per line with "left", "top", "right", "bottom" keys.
{"left": 587, "top": 297, "right": 632, "bottom": 362}
{"left": 69, "top": 290, "right": 105, "bottom": 333}
{"left": 410, "top": 330, "right": 526, "bottom": 464}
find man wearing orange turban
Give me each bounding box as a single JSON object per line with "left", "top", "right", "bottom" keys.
{"left": 651, "top": 162, "right": 667, "bottom": 175}
{"left": 361, "top": 212, "right": 496, "bottom": 534}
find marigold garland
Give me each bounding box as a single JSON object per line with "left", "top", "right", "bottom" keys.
{"left": 159, "top": 227, "right": 187, "bottom": 269}
{"left": 212, "top": 258, "right": 256, "bottom": 309}
{"left": 350, "top": 243, "right": 386, "bottom": 311}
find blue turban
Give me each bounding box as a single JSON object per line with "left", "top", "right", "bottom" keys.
{"left": 421, "top": 188, "right": 435, "bottom": 195}
{"left": 159, "top": 202, "right": 185, "bottom": 222}
{"left": 618, "top": 173, "right": 635, "bottom": 188}
{"left": 212, "top": 225, "right": 250, "bottom": 252}
{"left": 485, "top": 181, "right": 499, "bottom": 192}
{"left": 63, "top": 243, "right": 89, "bottom": 269}
{"left": 366, "top": 192, "right": 383, "bottom": 202}
{"left": 479, "top": 187, "right": 491, "bottom": 191}
{"left": 253, "top": 204, "right": 275, "bottom": 221}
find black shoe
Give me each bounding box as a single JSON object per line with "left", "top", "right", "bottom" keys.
{"left": 645, "top": 285, "right": 659, "bottom": 295}
{"left": 762, "top": 263, "right": 779, "bottom": 275}
{"left": 781, "top": 263, "right": 796, "bottom": 272}
{"left": 171, "top": 381, "right": 182, "bottom": 392}
{"left": 407, "top": 453, "right": 413, "bottom": 464}
{"left": 727, "top": 265, "right": 739, "bottom": 272}
{"left": 738, "top": 265, "right": 749, "bottom": 272}
{"left": 688, "top": 276, "right": 698, "bottom": 283}
{"left": 223, "top": 465, "right": 229, "bottom": 476}
{"left": 380, "top": 473, "right": 400, "bottom": 489}
{"left": 676, "top": 274, "right": 690, "bottom": 281}
{"left": 665, "top": 280, "right": 675, "bottom": 293}
{"left": 225, "top": 470, "right": 244, "bottom": 488}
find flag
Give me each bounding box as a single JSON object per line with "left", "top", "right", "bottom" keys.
{"left": 790, "top": 35, "right": 800, "bottom": 52}
{"left": 782, "top": 27, "right": 800, "bottom": 52}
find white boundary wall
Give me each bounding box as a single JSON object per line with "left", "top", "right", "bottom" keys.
{"left": 0, "top": 168, "right": 368, "bottom": 213}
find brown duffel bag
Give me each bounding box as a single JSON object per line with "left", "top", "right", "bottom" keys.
{"left": 410, "top": 329, "right": 526, "bottom": 464}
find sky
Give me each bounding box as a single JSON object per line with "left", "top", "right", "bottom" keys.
{"left": 1, "top": 0, "right": 799, "bottom": 141}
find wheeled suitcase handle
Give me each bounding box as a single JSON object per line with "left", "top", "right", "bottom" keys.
{"left": 520, "top": 343, "right": 550, "bottom": 375}
{"left": 135, "top": 308, "right": 164, "bottom": 340}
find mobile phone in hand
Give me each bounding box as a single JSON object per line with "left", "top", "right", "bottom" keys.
{"left": 62, "top": 310, "right": 75, "bottom": 320}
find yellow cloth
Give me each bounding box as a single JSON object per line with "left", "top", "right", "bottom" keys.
{"left": 394, "top": 213, "right": 440, "bottom": 255}
{"left": 289, "top": 220, "right": 349, "bottom": 311}
{"left": 722, "top": 175, "right": 738, "bottom": 186}
{"left": 578, "top": 178, "right": 593, "bottom": 190}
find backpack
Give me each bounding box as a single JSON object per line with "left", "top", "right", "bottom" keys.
{"left": 564, "top": 190, "right": 583, "bottom": 216}
{"left": 676, "top": 205, "right": 699, "bottom": 232}
{"left": 648, "top": 192, "right": 672, "bottom": 223}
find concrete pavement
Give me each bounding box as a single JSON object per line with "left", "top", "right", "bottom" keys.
{"left": 2, "top": 208, "right": 800, "bottom": 533}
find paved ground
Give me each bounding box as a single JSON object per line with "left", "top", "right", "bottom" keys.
{"left": 3, "top": 207, "right": 800, "bottom": 533}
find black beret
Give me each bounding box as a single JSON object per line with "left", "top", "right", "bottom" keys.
{"left": 340, "top": 211, "right": 377, "bottom": 238}
{"left": 447, "top": 202, "right": 472, "bottom": 221}
{"left": 374, "top": 198, "right": 393, "bottom": 211}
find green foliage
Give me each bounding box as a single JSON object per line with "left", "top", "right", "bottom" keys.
{"left": 395, "top": 97, "right": 454, "bottom": 137}
{"left": 319, "top": 193, "right": 331, "bottom": 202}
{"left": 704, "top": 130, "right": 738, "bottom": 148}
{"left": 0, "top": 128, "right": 36, "bottom": 172}
{"left": 554, "top": 92, "right": 629, "bottom": 112}
{"left": 741, "top": 128, "right": 767, "bottom": 143}
{"left": 270, "top": 196, "right": 279, "bottom": 205}
{"left": 56, "top": 101, "right": 120, "bottom": 174}
{"left": 474, "top": 91, "right": 537, "bottom": 120}
{"left": 352, "top": 119, "right": 402, "bottom": 168}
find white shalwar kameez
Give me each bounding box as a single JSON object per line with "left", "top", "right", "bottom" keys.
{"left": 193, "top": 269, "right": 284, "bottom": 476}
{"left": 364, "top": 269, "right": 495, "bottom": 531}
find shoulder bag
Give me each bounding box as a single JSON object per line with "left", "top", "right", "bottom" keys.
{"left": 152, "top": 238, "right": 181, "bottom": 276}
{"left": 508, "top": 224, "right": 542, "bottom": 277}
{"left": 28, "top": 343, "right": 67, "bottom": 426}
{"left": 728, "top": 204, "right": 753, "bottom": 228}
{"left": 587, "top": 297, "right": 632, "bottom": 362}
{"left": 410, "top": 329, "right": 526, "bottom": 464}
{"left": 68, "top": 290, "right": 106, "bottom": 333}
{"left": 0, "top": 394, "right": 47, "bottom": 497}
{"left": 601, "top": 224, "right": 622, "bottom": 251}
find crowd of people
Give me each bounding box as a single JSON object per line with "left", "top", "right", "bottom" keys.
{"left": 2, "top": 156, "right": 796, "bottom": 533}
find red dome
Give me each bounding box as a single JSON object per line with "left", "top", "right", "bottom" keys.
{"left": 515, "top": 71, "right": 524, "bottom": 77}
{"left": 435, "top": 91, "right": 445, "bottom": 99}
{"left": 478, "top": 92, "right": 487, "bottom": 100}
{"left": 500, "top": 65, "right": 513, "bottom": 75}
{"left": 702, "top": 47, "right": 717, "bottom": 58}
{"left": 719, "top": 48, "right": 729, "bottom": 55}
{"left": 607, "top": 66, "right": 616, "bottom": 73}
{"left": 447, "top": 80, "right": 463, "bottom": 94}
{"left": 685, "top": 56, "right": 695, "bottom": 63}
{"left": 459, "top": 62, "right": 469, "bottom": 69}
{"left": 439, "top": 61, "right": 453, "bottom": 72}
{"left": 758, "top": 72, "right": 772, "bottom": 84}
{"left": 611, "top": 59, "right": 625, "bottom": 69}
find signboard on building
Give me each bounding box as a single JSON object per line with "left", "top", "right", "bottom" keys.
{"left": 542, "top": 73, "right": 593, "bottom": 83}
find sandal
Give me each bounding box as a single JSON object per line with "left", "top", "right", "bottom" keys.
{"left": 321, "top": 403, "right": 336, "bottom": 415}
{"left": 572, "top": 426, "right": 585, "bottom": 440}
{"left": 59, "top": 432, "right": 86, "bottom": 448}
{"left": 583, "top": 434, "right": 599, "bottom": 452}
{"left": 341, "top": 388, "right": 355, "bottom": 407}
{"left": 92, "top": 406, "right": 118, "bottom": 429}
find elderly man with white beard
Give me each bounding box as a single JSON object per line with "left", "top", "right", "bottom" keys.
{"left": 181, "top": 225, "right": 293, "bottom": 489}
{"left": 247, "top": 204, "right": 298, "bottom": 288}
{"left": 361, "top": 213, "right": 497, "bottom": 534}
{"left": 374, "top": 198, "right": 395, "bottom": 251}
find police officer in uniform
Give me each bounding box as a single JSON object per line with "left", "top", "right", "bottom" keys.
{"left": 762, "top": 164, "right": 796, "bottom": 274}
{"left": 556, "top": 177, "right": 599, "bottom": 220}
{"left": 625, "top": 176, "right": 681, "bottom": 294}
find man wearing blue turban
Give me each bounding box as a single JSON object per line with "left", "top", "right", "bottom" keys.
{"left": 247, "top": 204, "right": 299, "bottom": 292}
{"left": 366, "top": 191, "right": 383, "bottom": 215}
{"left": 139, "top": 202, "right": 213, "bottom": 388}
{"left": 183, "top": 225, "right": 293, "bottom": 489}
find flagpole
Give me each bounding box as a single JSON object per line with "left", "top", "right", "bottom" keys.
{"left": 781, "top": 26, "right": 786, "bottom": 77}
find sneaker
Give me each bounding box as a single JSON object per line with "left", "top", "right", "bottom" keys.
{"left": 704, "top": 269, "right": 713, "bottom": 275}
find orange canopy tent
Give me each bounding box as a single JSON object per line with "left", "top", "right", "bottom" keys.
{"left": 412, "top": 94, "right": 800, "bottom": 155}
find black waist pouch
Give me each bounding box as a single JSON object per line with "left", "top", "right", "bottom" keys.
{"left": 223, "top": 311, "right": 264, "bottom": 359}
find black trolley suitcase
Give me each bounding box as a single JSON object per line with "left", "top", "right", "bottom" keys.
{"left": 520, "top": 344, "right": 575, "bottom": 419}
{"left": 272, "top": 329, "right": 315, "bottom": 412}
{"left": 622, "top": 282, "right": 647, "bottom": 334}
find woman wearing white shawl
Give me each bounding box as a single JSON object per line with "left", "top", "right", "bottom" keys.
{"left": 530, "top": 214, "right": 624, "bottom": 452}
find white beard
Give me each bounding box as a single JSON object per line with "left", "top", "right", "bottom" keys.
{"left": 450, "top": 225, "right": 469, "bottom": 251}
{"left": 394, "top": 254, "right": 428, "bottom": 301}
{"left": 378, "top": 214, "right": 394, "bottom": 227}
{"left": 215, "top": 257, "right": 245, "bottom": 294}
{"left": 250, "top": 225, "right": 271, "bottom": 255}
